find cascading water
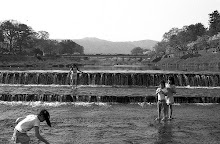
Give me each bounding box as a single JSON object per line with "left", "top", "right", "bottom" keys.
{"left": 1, "top": 71, "right": 220, "bottom": 87}
{"left": 1, "top": 70, "right": 220, "bottom": 103}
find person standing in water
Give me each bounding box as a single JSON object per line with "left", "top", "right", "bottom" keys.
{"left": 69, "top": 64, "right": 84, "bottom": 89}
{"left": 165, "top": 76, "right": 177, "bottom": 120}
{"left": 155, "top": 80, "right": 168, "bottom": 121}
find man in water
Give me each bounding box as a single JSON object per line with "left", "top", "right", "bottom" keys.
{"left": 69, "top": 64, "right": 84, "bottom": 89}
{"left": 12, "top": 109, "right": 51, "bottom": 144}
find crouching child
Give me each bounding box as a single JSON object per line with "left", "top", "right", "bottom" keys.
{"left": 11, "top": 109, "right": 51, "bottom": 144}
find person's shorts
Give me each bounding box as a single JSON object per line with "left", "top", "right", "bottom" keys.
{"left": 166, "top": 96, "right": 174, "bottom": 105}
{"left": 11, "top": 129, "right": 30, "bottom": 143}
{"left": 157, "top": 99, "right": 167, "bottom": 108}
{"left": 70, "top": 74, "right": 77, "bottom": 80}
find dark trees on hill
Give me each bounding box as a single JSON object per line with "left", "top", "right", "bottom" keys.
{"left": 208, "top": 10, "right": 220, "bottom": 36}
{"left": 59, "top": 40, "right": 84, "bottom": 55}
{"left": 154, "top": 22, "right": 207, "bottom": 55}
{"left": 131, "top": 47, "right": 144, "bottom": 55}
{"left": 0, "top": 20, "right": 35, "bottom": 54}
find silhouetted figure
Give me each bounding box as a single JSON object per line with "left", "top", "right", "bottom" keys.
{"left": 69, "top": 64, "right": 84, "bottom": 90}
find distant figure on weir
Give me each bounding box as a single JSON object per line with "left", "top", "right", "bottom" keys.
{"left": 69, "top": 64, "right": 84, "bottom": 89}
{"left": 165, "top": 76, "right": 177, "bottom": 120}
{"left": 11, "top": 109, "right": 51, "bottom": 144}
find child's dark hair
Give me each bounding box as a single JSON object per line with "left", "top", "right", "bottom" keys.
{"left": 168, "top": 76, "right": 175, "bottom": 85}
{"left": 159, "top": 80, "right": 166, "bottom": 86}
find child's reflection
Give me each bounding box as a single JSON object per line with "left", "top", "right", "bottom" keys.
{"left": 155, "top": 122, "right": 173, "bottom": 144}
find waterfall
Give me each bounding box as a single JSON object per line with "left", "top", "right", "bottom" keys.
{"left": 0, "top": 71, "right": 220, "bottom": 87}
{"left": 1, "top": 93, "right": 220, "bottom": 103}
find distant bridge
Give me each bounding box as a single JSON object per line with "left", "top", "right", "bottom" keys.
{"left": 61, "top": 54, "right": 150, "bottom": 58}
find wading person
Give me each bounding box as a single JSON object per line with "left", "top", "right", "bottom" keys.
{"left": 69, "top": 64, "right": 84, "bottom": 89}
{"left": 11, "top": 109, "right": 51, "bottom": 144}
{"left": 165, "top": 76, "right": 176, "bottom": 120}
{"left": 155, "top": 80, "right": 168, "bottom": 121}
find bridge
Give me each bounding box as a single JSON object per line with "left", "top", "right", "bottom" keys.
{"left": 61, "top": 54, "right": 150, "bottom": 58}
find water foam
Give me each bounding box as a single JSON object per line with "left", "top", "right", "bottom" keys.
{"left": 0, "top": 101, "right": 109, "bottom": 107}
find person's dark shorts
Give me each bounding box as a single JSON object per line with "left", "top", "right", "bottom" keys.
{"left": 157, "top": 99, "right": 167, "bottom": 108}
{"left": 11, "top": 129, "right": 30, "bottom": 143}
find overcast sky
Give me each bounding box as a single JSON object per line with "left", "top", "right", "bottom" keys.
{"left": 0, "top": 0, "right": 220, "bottom": 42}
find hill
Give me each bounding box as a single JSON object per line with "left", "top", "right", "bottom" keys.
{"left": 71, "top": 37, "right": 158, "bottom": 54}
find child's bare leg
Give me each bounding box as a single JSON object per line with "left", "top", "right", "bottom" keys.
{"left": 169, "top": 105, "right": 173, "bottom": 119}
{"left": 162, "top": 103, "right": 168, "bottom": 120}
{"left": 74, "top": 79, "right": 77, "bottom": 89}
{"left": 70, "top": 79, "right": 73, "bottom": 89}
{"left": 156, "top": 102, "right": 161, "bottom": 120}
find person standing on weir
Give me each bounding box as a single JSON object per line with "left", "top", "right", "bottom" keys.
{"left": 69, "top": 64, "right": 84, "bottom": 90}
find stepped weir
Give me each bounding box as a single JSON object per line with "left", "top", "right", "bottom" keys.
{"left": 1, "top": 70, "right": 220, "bottom": 87}
{"left": 1, "top": 70, "right": 220, "bottom": 103}
{"left": 1, "top": 93, "right": 220, "bottom": 103}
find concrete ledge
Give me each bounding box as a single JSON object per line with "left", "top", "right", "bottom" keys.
{"left": 0, "top": 94, "right": 220, "bottom": 103}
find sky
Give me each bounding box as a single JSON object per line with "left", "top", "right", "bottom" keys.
{"left": 0, "top": 0, "right": 220, "bottom": 42}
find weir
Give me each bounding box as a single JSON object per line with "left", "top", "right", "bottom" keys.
{"left": 0, "top": 93, "right": 220, "bottom": 103}
{"left": 0, "top": 70, "right": 220, "bottom": 87}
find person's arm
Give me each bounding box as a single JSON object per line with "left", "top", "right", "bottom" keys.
{"left": 156, "top": 89, "right": 159, "bottom": 95}
{"left": 34, "top": 126, "right": 50, "bottom": 144}
{"left": 155, "top": 88, "right": 160, "bottom": 100}
{"left": 76, "top": 67, "right": 84, "bottom": 73}
{"left": 68, "top": 69, "right": 72, "bottom": 75}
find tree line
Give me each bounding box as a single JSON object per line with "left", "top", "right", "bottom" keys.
{"left": 0, "top": 20, "right": 84, "bottom": 56}
{"left": 153, "top": 10, "right": 220, "bottom": 55}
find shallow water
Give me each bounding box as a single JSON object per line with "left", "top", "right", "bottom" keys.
{"left": 1, "top": 101, "right": 220, "bottom": 144}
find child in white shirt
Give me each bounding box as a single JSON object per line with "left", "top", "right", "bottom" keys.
{"left": 12, "top": 109, "right": 51, "bottom": 144}
{"left": 155, "top": 80, "right": 168, "bottom": 121}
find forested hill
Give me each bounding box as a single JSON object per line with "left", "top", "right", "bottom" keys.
{"left": 71, "top": 37, "right": 158, "bottom": 54}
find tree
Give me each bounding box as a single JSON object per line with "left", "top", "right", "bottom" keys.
{"left": 0, "top": 20, "right": 36, "bottom": 54}
{"left": 37, "top": 31, "right": 49, "bottom": 40}
{"left": 59, "top": 40, "right": 84, "bottom": 55}
{"left": 186, "top": 23, "right": 207, "bottom": 41}
{"left": 208, "top": 33, "right": 220, "bottom": 49}
{"left": 195, "top": 35, "right": 210, "bottom": 51}
{"left": 0, "top": 20, "right": 18, "bottom": 52}
{"left": 162, "top": 27, "right": 182, "bottom": 41}
{"left": 0, "top": 28, "right": 4, "bottom": 49}
{"left": 153, "top": 41, "right": 169, "bottom": 54}
{"left": 43, "top": 40, "right": 60, "bottom": 55}
{"left": 31, "top": 48, "right": 43, "bottom": 56}
{"left": 208, "top": 10, "right": 220, "bottom": 36}
{"left": 131, "top": 47, "right": 144, "bottom": 55}
{"left": 16, "top": 23, "right": 35, "bottom": 53}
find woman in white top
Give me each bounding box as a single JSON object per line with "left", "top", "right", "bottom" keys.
{"left": 166, "top": 76, "right": 176, "bottom": 119}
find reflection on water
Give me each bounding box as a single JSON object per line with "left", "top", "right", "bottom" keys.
{"left": 155, "top": 122, "right": 174, "bottom": 144}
